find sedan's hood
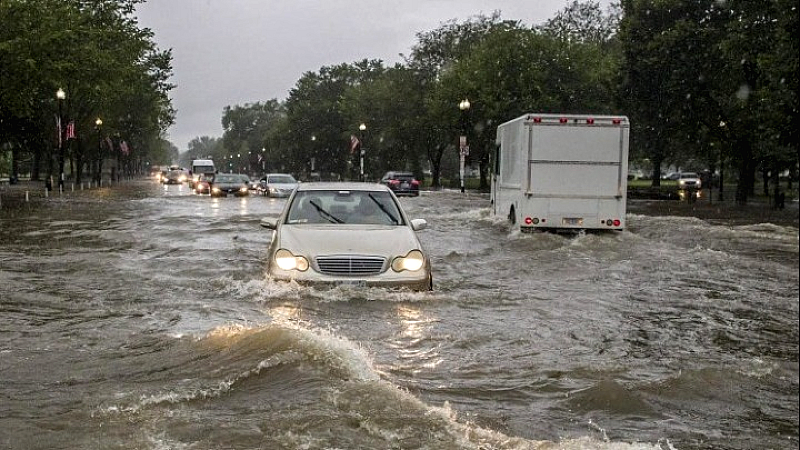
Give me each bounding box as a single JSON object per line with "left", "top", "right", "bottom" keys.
{"left": 278, "top": 225, "right": 421, "bottom": 257}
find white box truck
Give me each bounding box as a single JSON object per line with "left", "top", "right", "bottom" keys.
{"left": 491, "top": 113, "right": 630, "bottom": 231}
{"left": 190, "top": 159, "right": 216, "bottom": 187}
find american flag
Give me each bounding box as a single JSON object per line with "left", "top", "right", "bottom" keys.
{"left": 65, "top": 121, "right": 76, "bottom": 140}
{"left": 349, "top": 135, "right": 360, "bottom": 154}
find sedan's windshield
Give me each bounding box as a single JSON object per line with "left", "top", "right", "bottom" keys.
{"left": 286, "top": 190, "right": 402, "bottom": 225}
{"left": 268, "top": 175, "right": 296, "bottom": 184}
{"left": 214, "top": 174, "right": 241, "bottom": 183}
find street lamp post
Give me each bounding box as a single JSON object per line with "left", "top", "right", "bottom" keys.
{"left": 458, "top": 99, "right": 471, "bottom": 193}
{"left": 56, "top": 88, "right": 66, "bottom": 191}
{"left": 359, "top": 123, "right": 366, "bottom": 181}
{"left": 95, "top": 118, "right": 103, "bottom": 185}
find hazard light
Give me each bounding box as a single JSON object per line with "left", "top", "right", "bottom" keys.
{"left": 586, "top": 118, "right": 594, "bottom": 124}
{"left": 612, "top": 118, "right": 622, "bottom": 125}
{"left": 559, "top": 117, "right": 568, "bottom": 123}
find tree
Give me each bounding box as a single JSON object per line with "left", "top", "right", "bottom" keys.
{"left": 221, "top": 100, "right": 285, "bottom": 175}
{"left": 285, "top": 60, "right": 385, "bottom": 180}
{"left": 0, "top": 0, "right": 174, "bottom": 183}
{"left": 619, "top": 0, "right": 797, "bottom": 203}
{"left": 405, "top": 12, "right": 511, "bottom": 187}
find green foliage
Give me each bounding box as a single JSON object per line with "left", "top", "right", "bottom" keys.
{"left": 619, "top": 0, "right": 798, "bottom": 201}
{"left": 5, "top": 0, "right": 795, "bottom": 203}
{"left": 0, "top": 0, "right": 174, "bottom": 178}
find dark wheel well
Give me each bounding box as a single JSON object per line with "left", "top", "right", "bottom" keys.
{"left": 508, "top": 206, "right": 516, "bottom": 225}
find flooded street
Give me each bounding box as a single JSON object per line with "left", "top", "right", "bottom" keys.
{"left": 1, "top": 180, "right": 798, "bottom": 450}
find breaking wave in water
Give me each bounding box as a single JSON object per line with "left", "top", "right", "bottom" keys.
{"left": 91, "top": 322, "right": 666, "bottom": 450}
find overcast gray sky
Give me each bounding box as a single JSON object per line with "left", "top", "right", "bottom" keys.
{"left": 135, "top": 0, "right": 583, "bottom": 152}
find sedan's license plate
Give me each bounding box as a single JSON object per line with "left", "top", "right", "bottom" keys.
{"left": 338, "top": 280, "right": 366, "bottom": 288}
{"left": 562, "top": 217, "right": 583, "bottom": 226}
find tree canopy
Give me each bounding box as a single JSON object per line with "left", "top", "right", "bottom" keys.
{"left": 4, "top": 0, "right": 796, "bottom": 204}
{"left": 1, "top": 0, "right": 174, "bottom": 181}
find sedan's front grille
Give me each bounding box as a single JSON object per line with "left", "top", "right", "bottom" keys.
{"left": 316, "top": 256, "right": 386, "bottom": 276}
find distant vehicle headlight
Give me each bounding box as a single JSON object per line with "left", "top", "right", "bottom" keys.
{"left": 240, "top": 186, "right": 248, "bottom": 193}
{"left": 391, "top": 250, "right": 425, "bottom": 272}
{"left": 212, "top": 187, "right": 221, "bottom": 193}
{"left": 275, "top": 249, "right": 309, "bottom": 271}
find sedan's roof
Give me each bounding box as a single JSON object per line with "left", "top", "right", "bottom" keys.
{"left": 296, "top": 182, "right": 390, "bottom": 192}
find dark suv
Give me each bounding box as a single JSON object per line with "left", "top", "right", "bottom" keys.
{"left": 380, "top": 171, "right": 420, "bottom": 197}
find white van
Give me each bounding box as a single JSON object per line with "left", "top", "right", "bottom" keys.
{"left": 190, "top": 159, "right": 215, "bottom": 186}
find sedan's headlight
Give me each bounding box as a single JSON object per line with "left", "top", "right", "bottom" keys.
{"left": 391, "top": 250, "right": 425, "bottom": 272}
{"left": 212, "top": 187, "right": 221, "bottom": 193}
{"left": 275, "top": 249, "right": 309, "bottom": 271}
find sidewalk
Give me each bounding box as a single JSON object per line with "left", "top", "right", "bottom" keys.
{"left": 0, "top": 178, "right": 121, "bottom": 210}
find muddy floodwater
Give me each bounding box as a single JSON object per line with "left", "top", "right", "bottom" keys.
{"left": 1, "top": 180, "right": 798, "bottom": 450}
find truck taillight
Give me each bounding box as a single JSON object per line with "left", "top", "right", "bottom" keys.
{"left": 605, "top": 219, "right": 621, "bottom": 227}
{"left": 559, "top": 117, "right": 568, "bottom": 123}
{"left": 586, "top": 118, "right": 594, "bottom": 124}
{"left": 612, "top": 118, "right": 622, "bottom": 125}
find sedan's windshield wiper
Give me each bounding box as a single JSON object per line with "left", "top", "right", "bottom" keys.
{"left": 309, "top": 200, "right": 343, "bottom": 224}
{"left": 368, "top": 194, "right": 399, "bottom": 225}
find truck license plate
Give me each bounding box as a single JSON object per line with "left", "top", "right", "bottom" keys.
{"left": 562, "top": 218, "right": 583, "bottom": 226}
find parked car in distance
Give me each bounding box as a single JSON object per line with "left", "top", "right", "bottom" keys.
{"left": 260, "top": 182, "right": 432, "bottom": 291}
{"left": 380, "top": 171, "right": 420, "bottom": 196}
{"left": 677, "top": 172, "right": 702, "bottom": 190}
{"left": 210, "top": 173, "right": 250, "bottom": 197}
{"left": 627, "top": 169, "right": 645, "bottom": 180}
{"left": 259, "top": 173, "right": 299, "bottom": 197}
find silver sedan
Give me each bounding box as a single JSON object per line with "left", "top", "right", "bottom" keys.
{"left": 261, "top": 182, "right": 432, "bottom": 291}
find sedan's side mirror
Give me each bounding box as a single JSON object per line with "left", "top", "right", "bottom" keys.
{"left": 410, "top": 218, "right": 427, "bottom": 231}
{"left": 260, "top": 218, "right": 277, "bottom": 230}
